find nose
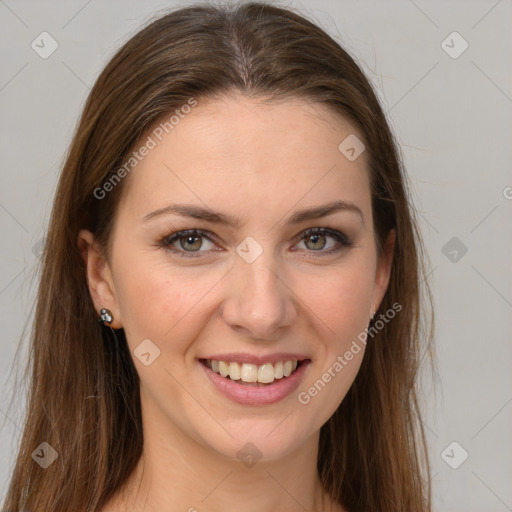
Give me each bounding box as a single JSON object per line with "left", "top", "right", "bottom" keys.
{"left": 221, "top": 252, "right": 298, "bottom": 341}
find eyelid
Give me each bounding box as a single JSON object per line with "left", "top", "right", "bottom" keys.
{"left": 160, "top": 227, "right": 352, "bottom": 258}
{"left": 159, "top": 229, "right": 217, "bottom": 255}
{"left": 292, "top": 227, "right": 352, "bottom": 246}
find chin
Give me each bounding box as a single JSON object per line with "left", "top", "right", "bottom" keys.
{"left": 191, "top": 413, "right": 317, "bottom": 465}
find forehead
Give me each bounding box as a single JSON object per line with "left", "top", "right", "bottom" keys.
{"left": 117, "top": 94, "right": 370, "bottom": 222}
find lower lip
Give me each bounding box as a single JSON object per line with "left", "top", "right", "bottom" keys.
{"left": 199, "top": 359, "right": 311, "bottom": 406}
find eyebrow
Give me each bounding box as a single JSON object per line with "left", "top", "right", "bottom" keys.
{"left": 142, "top": 199, "right": 364, "bottom": 227}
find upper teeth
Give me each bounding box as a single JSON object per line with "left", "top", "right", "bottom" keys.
{"left": 204, "top": 359, "right": 299, "bottom": 384}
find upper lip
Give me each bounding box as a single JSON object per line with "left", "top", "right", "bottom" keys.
{"left": 199, "top": 352, "right": 311, "bottom": 365}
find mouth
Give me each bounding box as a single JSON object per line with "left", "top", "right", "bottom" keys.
{"left": 199, "top": 358, "right": 308, "bottom": 387}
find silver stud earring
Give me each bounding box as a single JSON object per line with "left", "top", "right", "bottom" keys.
{"left": 98, "top": 308, "right": 113, "bottom": 325}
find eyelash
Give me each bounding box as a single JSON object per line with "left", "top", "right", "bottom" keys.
{"left": 159, "top": 227, "right": 353, "bottom": 259}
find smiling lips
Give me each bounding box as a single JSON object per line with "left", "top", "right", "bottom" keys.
{"left": 199, "top": 355, "right": 311, "bottom": 405}
{"left": 201, "top": 359, "right": 304, "bottom": 385}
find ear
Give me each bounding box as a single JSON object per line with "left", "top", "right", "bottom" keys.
{"left": 371, "top": 229, "right": 396, "bottom": 316}
{"left": 77, "top": 229, "right": 123, "bottom": 329}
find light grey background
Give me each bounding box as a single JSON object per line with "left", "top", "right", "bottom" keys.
{"left": 1, "top": 1, "right": 511, "bottom": 511}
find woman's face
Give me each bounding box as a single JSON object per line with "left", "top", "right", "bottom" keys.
{"left": 81, "top": 94, "right": 394, "bottom": 463}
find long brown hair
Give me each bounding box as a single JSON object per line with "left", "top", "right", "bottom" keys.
{"left": 3, "top": 2, "right": 435, "bottom": 511}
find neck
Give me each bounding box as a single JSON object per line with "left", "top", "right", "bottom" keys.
{"left": 106, "top": 402, "right": 335, "bottom": 512}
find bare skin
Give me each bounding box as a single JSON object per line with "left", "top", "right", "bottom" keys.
{"left": 79, "top": 93, "right": 394, "bottom": 512}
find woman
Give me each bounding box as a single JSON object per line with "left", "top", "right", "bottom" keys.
{"left": 3, "top": 2, "right": 434, "bottom": 511}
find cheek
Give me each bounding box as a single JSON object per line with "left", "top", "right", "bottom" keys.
{"left": 113, "top": 250, "right": 225, "bottom": 352}
{"left": 294, "top": 264, "right": 373, "bottom": 426}
{"left": 113, "top": 238, "right": 375, "bottom": 357}
{"left": 294, "top": 257, "right": 375, "bottom": 342}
